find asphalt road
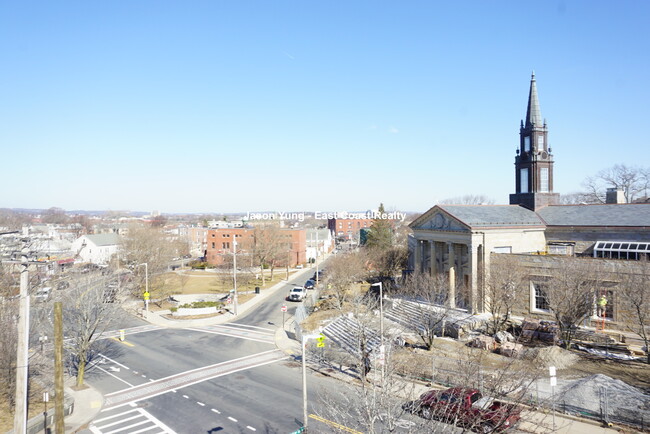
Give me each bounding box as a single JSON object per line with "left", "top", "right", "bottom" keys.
{"left": 80, "top": 266, "right": 342, "bottom": 434}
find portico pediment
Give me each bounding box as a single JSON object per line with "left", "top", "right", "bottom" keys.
{"left": 410, "top": 209, "right": 469, "bottom": 233}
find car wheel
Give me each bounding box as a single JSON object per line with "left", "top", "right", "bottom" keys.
{"left": 480, "top": 423, "right": 495, "bottom": 433}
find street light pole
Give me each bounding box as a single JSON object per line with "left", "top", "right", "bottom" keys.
{"left": 301, "top": 333, "right": 320, "bottom": 432}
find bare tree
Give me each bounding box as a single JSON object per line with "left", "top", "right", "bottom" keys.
{"left": 618, "top": 260, "right": 650, "bottom": 364}
{"left": 323, "top": 251, "right": 368, "bottom": 310}
{"left": 485, "top": 254, "right": 528, "bottom": 335}
{"left": 121, "top": 222, "right": 177, "bottom": 298}
{"left": 543, "top": 258, "right": 601, "bottom": 349}
{"left": 582, "top": 164, "right": 650, "bottom": 203}
{"left": 438, "top": 194, "right": 496, "bottom": 205}
{"left": 62, "top": 273, "right": 122, "bottom": 387}
{"left": 399, "top": 272, "right": 458, "bottom": 350}
{"left": 251, "top": 224, "right": 284, "bottom": 285}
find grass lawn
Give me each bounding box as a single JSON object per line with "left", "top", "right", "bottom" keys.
{"left": 150, "top": 268, "right": 301, "bottom": 297}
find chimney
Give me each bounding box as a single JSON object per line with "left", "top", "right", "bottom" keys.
{"left": 606, "top": 187, "right": 625, "bottom": 204}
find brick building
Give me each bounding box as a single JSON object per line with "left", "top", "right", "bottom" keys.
{"left": 327, "top": 218, "right": 374, "bottom": 242}
{"left": 206, "top": 227, "right": 306, "bottom": 267}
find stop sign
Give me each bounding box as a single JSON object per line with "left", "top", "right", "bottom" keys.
{"left": 281, "top": 305, "right": 287, "bottom": 312}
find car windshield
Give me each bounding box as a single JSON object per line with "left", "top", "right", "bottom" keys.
{"left": 292, "top": 288, "right": 302, "bottom": 292}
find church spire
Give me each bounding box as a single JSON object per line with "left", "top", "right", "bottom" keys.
{"left": 525, "top": 71, "right": 543, "bottom": 128}
{"left": 510, "top": 72, "right": 559, "bottom": 211}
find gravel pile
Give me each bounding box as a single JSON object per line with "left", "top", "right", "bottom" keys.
{"left": 523, "top": 345, "right": 579, "bottom": 370}
{"left": 559, "top": 374, "right": 650, "bottom": 425}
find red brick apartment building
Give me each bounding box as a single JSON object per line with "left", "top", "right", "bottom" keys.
{"left": 327, "top": 218, "right": 374, "bottom": 241}
{"left": 206, "top": 228, "right": 306, "bottom": 267}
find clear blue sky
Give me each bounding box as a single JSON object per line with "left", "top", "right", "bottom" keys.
{"left": 1, "top": 1, "right": 648, "bottom": 214}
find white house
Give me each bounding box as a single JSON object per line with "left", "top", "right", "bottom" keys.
{"left": 71, "top": 233, "right": 121, "bottom": 265}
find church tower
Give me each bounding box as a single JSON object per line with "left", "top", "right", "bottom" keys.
{"left": 509, "top": 73, "right": 560, "bottom": 210}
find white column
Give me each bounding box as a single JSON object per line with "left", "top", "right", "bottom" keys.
{"left": 447, "top": 242, "right": 456, "bottom": 309}
{"left": 469, "top": 244, "right": 479, "bottom": 314}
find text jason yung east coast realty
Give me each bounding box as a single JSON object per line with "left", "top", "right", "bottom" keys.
{"left": 245, "top": 211, "right": 406, "bottom": 222}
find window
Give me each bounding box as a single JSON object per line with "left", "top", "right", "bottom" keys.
{"left": 222, "top": 242, "right": 230, "bottom": 249}
{"left": 520, "top": 168, "right": 529, "bottom": 193}
{"left": 524, "top": 136, "right": 531, "bottom": 152}
{"left": 540, "top": 168, "right": 549, "bottom": 192}
{"left": 538, "top": 135, "right": 545, "bottom": 150}
{"left": 532, "top": 282, "right": 550, "bottom": 311}
{"left": 211, "top": 242, "right": 215, "bottom": 248}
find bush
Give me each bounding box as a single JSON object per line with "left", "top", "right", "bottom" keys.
{"left": 178, "top": 301, "right": 223, "bottom": 309}
{"left": 170, "top": 307, "right": 178, "bottom": 312}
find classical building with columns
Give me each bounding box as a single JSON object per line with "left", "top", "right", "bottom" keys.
{"left": 408, "top": 74, "right": 650, "bottom": 323}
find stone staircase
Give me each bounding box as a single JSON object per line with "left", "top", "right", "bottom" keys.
{"left": 384, "top": 299, "right": 487, "bottom": 339}
{"left": 322, "top": 314, "right": 382, "bottom": 356}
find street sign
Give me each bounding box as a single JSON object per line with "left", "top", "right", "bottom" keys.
{"left": 281, "top": 305, "right": 287, "bottom": 312}
{"left": 143, "top": 291, "right": 150, "bottom": 300}
{"left": 316, "top": 334, "right": 326, "bottom": 347}
{"left": 226, "top": 297, "right": 232, "bottom": 304}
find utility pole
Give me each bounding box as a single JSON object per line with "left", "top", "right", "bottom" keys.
{"left": 233, "top": 238, "right": 238, "bottom": 315}
{"left": 13, "top": 243, "right": 30, "bottom": 434}
{"left": 54, "top": 301, "right": 65, "bottom": 433}
{"left": 315, "top": 231, "right": 319, "bottom": 286}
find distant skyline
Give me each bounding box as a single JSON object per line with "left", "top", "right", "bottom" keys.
{"left": 1, "top": 1, "right": 649, "bottom": 214}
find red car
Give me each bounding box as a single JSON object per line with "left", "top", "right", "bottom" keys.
{"left": 403, "top": 387, "right": 521, "bottom": 432}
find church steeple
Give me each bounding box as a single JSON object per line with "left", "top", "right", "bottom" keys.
{"left": 525, "top": 72, "right": 543, "bottom": 128}
{"left": 510, "top": 73, "right": 559, "bottom": 211}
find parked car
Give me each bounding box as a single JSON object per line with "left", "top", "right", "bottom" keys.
{"left": 403, "top": 387, "right": 521, "bottom": 432}
{"left": 287, "top": 286, "right": 307, "bottom": 302}
{"left": 304, "top": 279, "right": 315, "bottom": 290}
{"left": 34, "top": 287, "right": 52, "bottom": 303}
{"left": 311, "top": 269, "right": 325, "bottom": 281}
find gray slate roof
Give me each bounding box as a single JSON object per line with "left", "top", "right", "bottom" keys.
{"left": 537, "top": 204, "right": 650, "bottom": 227}
{"left": 439, "top": 205, "right": 544, "bottom": 228}
{"left": 85, "top": 233, "right": 121, "bottom": 246}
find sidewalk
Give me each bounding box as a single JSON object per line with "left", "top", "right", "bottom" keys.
{"left": 63, "top": 377, "right": 104, "bottom": 433}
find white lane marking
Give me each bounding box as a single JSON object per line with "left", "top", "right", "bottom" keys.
{"left": 104, "top": 419, "right": 150, "bottom": 433}
{"left": 95, "top": 413, "right": 141, "bottom": 429}
{"left": 197, "top": 401, "right": 205, "bottom": 406}
{"left": 129, "top": 425, "right": 160, "bottom": 434}
{"left": 228, "top": 416, "right": 238, "bottom": 422}
{"left": 141, "top": 374, "right": 147, "bottom": 378}
{"left": 182, "top": 394, "right": 189, "bottom": 399}
{"left": 215, "top": 323, "right": 275, "bottom": 333}
{"left": 211, "top": 408, "right": 221, "bottom": 414}
{"left": 94, "top": 364, "right": 135, "bottom": 388}
{"left": 94, "top": 408, "right": 139, "bottom": 423}
{"left": 99, "top": 354, "right": 131, "bottom": 370}
{"left": 186, "top": 328, "right": 273, "bottom": 344}
{"left": 246, "top": 426, "right": 257, "bottom": 431}
{"left": 105, "top": 349, "right": 283, "bottom": 396}
{"left": 149, "top": 379, "right": 155, "bottom": 382}
{"left": 88, "top": 426, "right": 102, "bottom": 434}
{"left": 138, "top": 407, "right": 176, "bottom": 433}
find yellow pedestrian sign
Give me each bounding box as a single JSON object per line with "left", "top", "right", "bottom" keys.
{"left": 143, "top": 291, "right": 150, "bottom": 301}
{"left": 316, "top": 333, "right": 326, "bottom": 348}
